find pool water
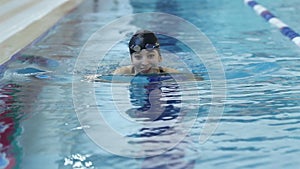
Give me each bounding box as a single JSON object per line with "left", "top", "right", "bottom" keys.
{"left": 1, "top": 0, "right": 300, "bottom": 169}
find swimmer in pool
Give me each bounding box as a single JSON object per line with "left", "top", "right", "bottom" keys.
{"left": 86, "top": 30, "right": 203, "bottom": 82}
{"left": 113, "top": 30, "right": 179, "bottom": 75}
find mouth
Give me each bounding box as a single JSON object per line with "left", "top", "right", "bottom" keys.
{"left": 140, "top": 67, "right": 151, "bottom": 73}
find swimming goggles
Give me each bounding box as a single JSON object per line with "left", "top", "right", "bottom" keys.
{"left": 130, "top": 43, "right": 159, "bottom": 52}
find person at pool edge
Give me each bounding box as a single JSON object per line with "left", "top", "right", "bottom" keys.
{"left": 113, "top": 30, "right": 179, "bottom": 75}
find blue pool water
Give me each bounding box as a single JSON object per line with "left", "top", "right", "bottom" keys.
{"left": 1, "top": 0, "right": 300, "bottom": 168}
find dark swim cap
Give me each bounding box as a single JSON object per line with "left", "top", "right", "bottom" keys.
{"left": 129, "top": 30, "right": 160, "bottom": 54}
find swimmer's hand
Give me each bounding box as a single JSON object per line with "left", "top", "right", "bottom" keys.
{"left": 85, "top": 74, "right": 101, "bottom": 82}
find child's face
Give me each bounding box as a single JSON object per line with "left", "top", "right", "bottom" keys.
{"left": 131, "top": 49, "right": 162, "bottom": 74}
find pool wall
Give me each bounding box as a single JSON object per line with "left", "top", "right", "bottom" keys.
{"left": 0, "top": 0, "right": 84, "bottom": 65}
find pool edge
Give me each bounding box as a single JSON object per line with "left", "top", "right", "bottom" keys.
{"left": 0, "top": 0, "right": 85, "bottom": 66}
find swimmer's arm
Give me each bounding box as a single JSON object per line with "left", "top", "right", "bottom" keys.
{"left": 163, "top": 67, "right": 204, "bottom": 81}
{"left": 162, "top": 67, "right": 180, "bottom": 73}
{"left": 85, "top": 66, "right": 132, "bottom": 81}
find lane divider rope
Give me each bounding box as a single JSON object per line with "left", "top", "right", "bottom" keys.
{"left": 244, "top": 0, "right": 300, "bottom": 47}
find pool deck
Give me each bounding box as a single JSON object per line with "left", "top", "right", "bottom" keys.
{"left": 0, "top": 0, "right": 84, "bottom": 65}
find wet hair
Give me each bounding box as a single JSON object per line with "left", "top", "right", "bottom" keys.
{"left": 128, "top": 30, "right": 160, "bottom": 55}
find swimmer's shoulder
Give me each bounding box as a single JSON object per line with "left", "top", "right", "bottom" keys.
{"left": 113, "top": 65, "right": 133, "bottom": 75}
{"left": 161, "top": 67, "right": 204, "bottom": 81}
{"left": 161, "top": 67, "right": 180, "bottom": 74}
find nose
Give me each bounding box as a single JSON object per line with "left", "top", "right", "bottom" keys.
{"left": 141, "top": 57, "right": 149, "bottom": 65}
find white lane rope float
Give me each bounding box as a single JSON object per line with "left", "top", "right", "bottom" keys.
{"left": 244, "top": 0, "right": 300, "bottom": 47}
